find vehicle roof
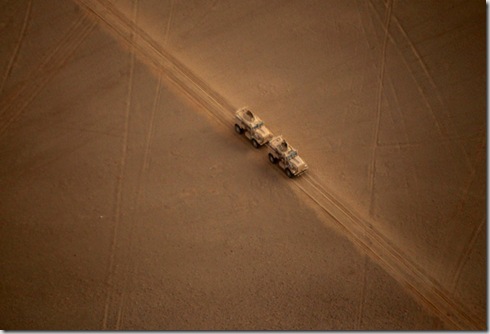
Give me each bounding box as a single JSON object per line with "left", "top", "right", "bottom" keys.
{"left": 236, "top": 107, "right": 264, "bottom": 126}
{"left": 270, "top": 135, "right": 296, "bottom": 155}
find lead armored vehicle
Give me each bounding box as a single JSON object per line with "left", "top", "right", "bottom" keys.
{"left": 234, "top": 107, "right": 274, "bottom": 148}
{"left": 267, "top": 135, "right": 308, "bottom": 178}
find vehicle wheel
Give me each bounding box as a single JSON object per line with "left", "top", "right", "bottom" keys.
{"left": 252, "top": 139, "right": 260, "bottom": 148}
{"left": 268, "top": 153, "right": 277, "bottom": 164}
{"left": 285, "top": 168, "right": 294, "bottom": 178}
{"left": 235, "top": 124, "right": 243, "bottom": 134}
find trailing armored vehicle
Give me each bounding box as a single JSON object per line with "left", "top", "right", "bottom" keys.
{"left": 234, "top": 107, "right": 273, "bottom": 148}
{"left": 267, "top": 135, "right": 308, "bottom": 178}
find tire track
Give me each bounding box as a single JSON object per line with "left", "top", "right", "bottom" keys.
{"left": 102, "top": 3, "right": 137, "bottom": 329}
{"left": 74, "top": 0, "right": 235, "bottom": 129}
{"left": 448, "top": 135, "right": 486, "bottom": 293}
{"left": 366, "top": 0, "right": 474, "bottom": 174}
{"left": 0, "top": 0, "right": 32, "bottom": 96}
{"left": 383, "top": 5, "right": 446, "bottom": 117}
{"left": 73, "top": 0, "right": 483, "bottom": 329}
{"left": 376, "top": 134, "right": 484, "bottom": 149}
{"left": 364, "top": 3, "right": 484, "bottom": 323}
{"left": 390, "top": 76, "right": 420, "bottom": 192}
{"left": 0, "top": 15, "right": 86, "bottom": 115}
{"left": 295, "top": 172, "right": 482, "bottom": 329}
{"left": 0, "top": 15, "right": 96, "bottom": 138}
{"left": 163, "top": 0, "right": 174, "bottom": 47}
{"left": 449, "top": 216, "right": 484, "bottom": 294}
{"left": 113, "top": 2, "right": 140, "bottom": 329}
{"left": 142, "top": 75, "right": 161, "bottom": 174}
{"left": 114, "top": 77, "right": 161, "bottom": 331}
{"left": 355, "top": 255, "right": 368, "bottom": 329}
{"left": 114, "top": 72, "right": 161, "bottom": 332}
{"left": 368, "top": 0, "right": 392, "bottom": 216}
{"left": 354, "top": 0, "right": 376, "bottom": 59}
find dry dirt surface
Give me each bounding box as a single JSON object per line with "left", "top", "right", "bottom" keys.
{"left": 0, "top": 0, "right": 485, "bottom": 330}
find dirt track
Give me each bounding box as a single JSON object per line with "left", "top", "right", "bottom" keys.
{"left": 0, "top": 0, "right": 485, "bottom": 330}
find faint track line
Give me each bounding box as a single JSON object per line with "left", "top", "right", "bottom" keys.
{"left": 385, "top": 77, "right": 404, "bottom": 150}
{"left": 74, "top": 0, "right": 235, "bottom": 128}
{"left": 449, "top": 136, "right": 486, "bottom": 293}
{"left": 295, "top": 172, "right": 482, "bottom": 330}
{"left": 115, "top": 76, "right": 160, "bottom": 331}
{"left": 385, "top": 76, "right": 416, "bottom": 197}
{"left": 375, "top": 131, "right": 484, "bottom": 149}
{"left": 74, "top": 0, "right": 483, "bottom": 329}
{"left": 366, "top": 0, "right": 474, "bottom": 174}
{"left": 388, "top": 11, "right": 445, "bottom": 115}
{"left": 163, "top": 0, "right": 174, "bottom": 47}
{"left": 0, "top": 0, "right": 32, "bottom": 96}
{"left": 142, "top": 76, "right": 161, "bottom": 173}
{"left": 102, "top": 5, "right": 137, "bottom": 328}
{"left": 356, "top": 255, "right": 368, "bottom": 329}
{"left": 385, "top": 75, "right": 409, "bottom": 148}
{"left": 368, "top": 0, "right": 392, "bottom": 216}
{"left": 354, "top": 0, "right": 376, "bottom": 53}
{"left": 0, "top": 15, "right": 95, "bottom": 138}
{"left": 114, "top": 1, "right": 139, "bottom": 329}
{"left": 367, "top": 2, "right": 484, "bottom": 308}
{"left": 449, "top": 217, "right": 484, "bottom": 294}
{"left": 115, "top": 74, "right": 161, "bottom": 332}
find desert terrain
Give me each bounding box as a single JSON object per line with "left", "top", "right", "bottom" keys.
{"left": 0, "top": 0, "right": 485, "bottom": 330}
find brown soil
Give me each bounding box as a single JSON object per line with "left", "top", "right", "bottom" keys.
{"left": 0, "top": 0, "right": 485, "bottom": 330}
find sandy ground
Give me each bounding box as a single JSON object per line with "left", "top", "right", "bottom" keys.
{"left": 0, "top": 0, "right": 485, "bottom": 330}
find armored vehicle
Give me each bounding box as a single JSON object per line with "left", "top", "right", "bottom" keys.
{"left": 267, "top": 135, "right": 308, "bottom": 178}
{"left": 234, "top": 107, "right": 274, "bottom": 148}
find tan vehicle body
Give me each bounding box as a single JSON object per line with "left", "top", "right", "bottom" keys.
{"left": 234, "top": 107, "right": 274, "bottom": 148}
{"left": 234, "top": 107, "right": 308, "bottom": 177}
{"left": 267, "top": 135, "right": 308, "bottom": 178}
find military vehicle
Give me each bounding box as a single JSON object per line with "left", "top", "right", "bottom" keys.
{"left": 234, "top": 107, "right": 274, "bottom": 148}
{"left": 267, "top": 135, "right": 308, "bottom": 178}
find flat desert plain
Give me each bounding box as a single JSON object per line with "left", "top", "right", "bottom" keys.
{"left": 0, "top": 0, "right": 485, "bottom": 330}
